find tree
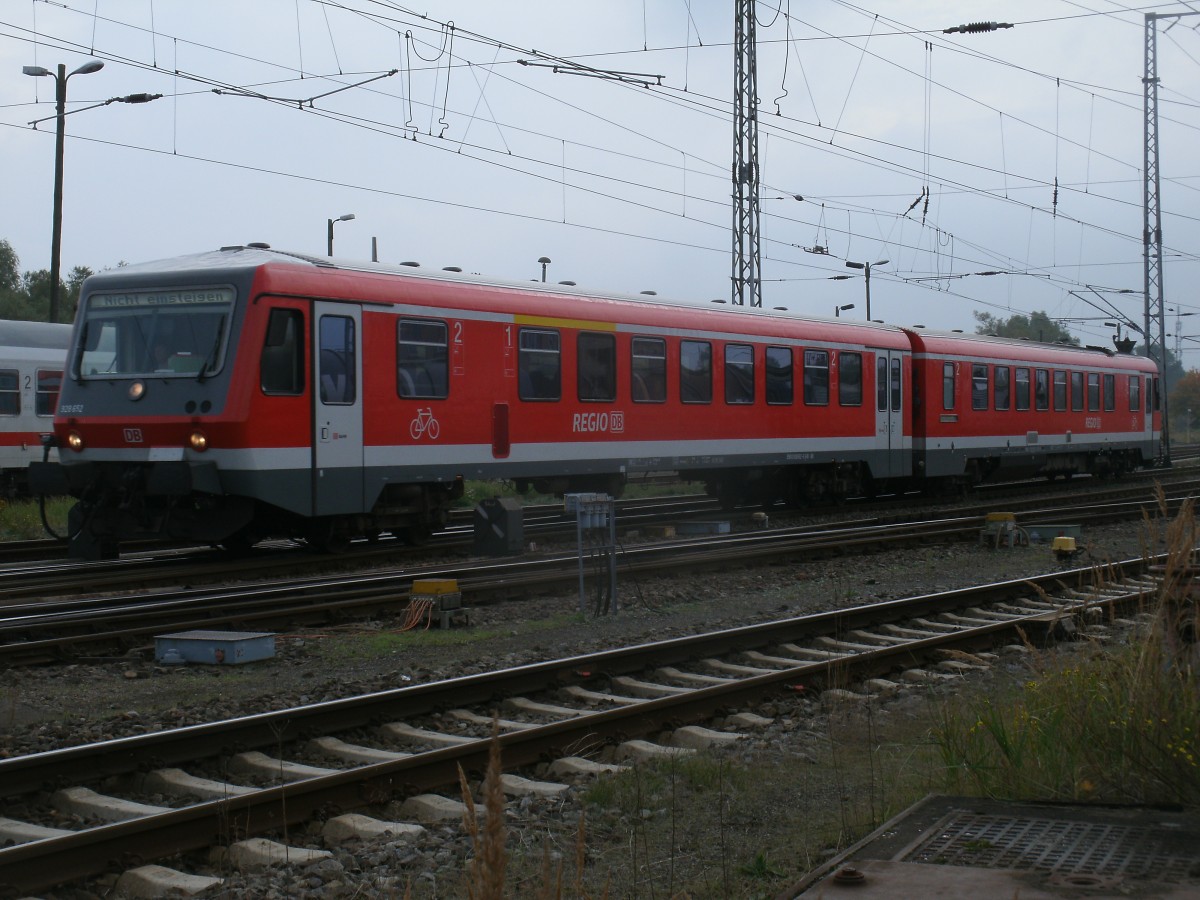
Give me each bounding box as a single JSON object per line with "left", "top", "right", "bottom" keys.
{"left": 973, "top": 310, "right": 1079, "bottom": 345}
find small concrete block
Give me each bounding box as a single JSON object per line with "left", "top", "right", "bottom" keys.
{"left": 547, "top": 757, "right": 628, "bottom": 778}
{"left": 220, "top": 838, "right": 332, "bottom": 870}
{"left": 446, "top": 709, "right": 537, "bottom": 731}
{"left": 654, "top": 666, "right": 734, "bottom": 685}
{"left": 560, "top": 685, "right": 642, "bottom": 706}
{"left": 615, "top": 740, "right": 695, "bottom": 762}
{"left": 142, "top": 768, "right": 256, "bottom": 800}
{"left": 0, "top": 816, "right": 73, "bottom": 844}
{"left": 399, "top": 794, "right": 475, "bottom": 823}
{"left": 322, "top": 813, "right": 424, "bottom": 846}
{"left": 670, "top": 725, "right": 745, "bottom": 750}
{"left": 1000, "top": 644, "right": 1031, "bottom": 655}
{"left": 499, "top": 773, "right": 569, "bottom": 798}
{"left": 610, "top": 675, "right": 693, "bottom": 697}
{"left": 308, "top": 736, "right": 411, "bottom": 765}
{"left": 115, "top": 864, "right": 222, "bottom": 897}
{"left": 935, "top": 659, "right": 987, "bottom": 674}
{"left": 52, "top": 786, "right": 170, "bottom": 822}
{"left": 725, "top": 711, "right": 774, "bottom": 728}
{"left": 228, "top": 751, "right": 338, "bottom": 782}
{"left": 702, "top": 658, "right": 777, "bottom": 676}
{"left": 381, "top": 723, "right": 480, "bottom": 747}
{"left": 864, "top": 679, "right": 903, "bottom": 697}
{"left": 503, "top": 696, "right": 586, "bottom": 717}
{"left": 900, "top": 668, "right": 956, "bottom": 683}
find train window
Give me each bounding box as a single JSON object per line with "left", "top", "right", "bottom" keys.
{"left": 577, "top": 333, "right": 616, "bottom": 402}
{"left": 1129, "top": 375, "right": 1140, "bottom": 411}
{"left": 839, "top": 352, "right": 863, "bottom": 406}
{"left": 0, "top": 370, "right": 17, "bottom": 415}
{"left": 261, "top": 309, "right": 305, "bottom": 395}
{"left": 1103, "top": 374, "right": 1115, "bottom": 411}
{"left": 1071, "top": 372, "right": 1084, "bottom": 411}
{"left": 942, "top": 363, "right": 956, "bottom": 410}
{"left": 1153, "top": 376, "right": 1160, "bottom": 411}
{"left": 1034, "top": 369, "right": 1049, "bottom": 411}
{"left": 397, "top": 319, "right": 448, "bottom": 399}
{"left": 994, "top": 366, "right": 1010, "bottom": 410}
{"left": 1087, "top": 373, "right": 1100, "bottom": 411}
{"left": 680, "top": 340, "right": 712, "bottom": 404}
{"left": 36, "top": 370, "right": 62, "bottom": 416}
{"left": 631, "top": 337, "right": 666, "bottom": 403}
{"left": 518, "top": 328, "right": 561, "bottom": 401}
{"left": 766, "top": 346, "right": 793, "bottom": 405}
{"left": 1015, "top": 368, "right": 1031, "bottom": 410}
{"left": 1053, "top": 371, "right": 1068, "bottom": 411}
{"left": 877, "top": 357, "right": 887, "bottom": 411}
{"left": 971, "top": 364, "right": 988, "bottom": 410}
{"left": 724, "top": 344, "right": 754, "bottom": 405}
{"left": 891, "top": 358, "right": 902, "bottom": 411}
{"left": 318, "top": 315, "right": 356, "bottom": 405}
{"left": 803, "top": 350, "right": 829, "bottom": 406}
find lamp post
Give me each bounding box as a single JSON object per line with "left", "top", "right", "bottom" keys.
{"left": 538, "top": 256, "right": 551, "bottom": 282}
{"left": 835, "top": 303, "right": 855, "bottom": 318}
{"left": 844, "top": 259, "right": 889, "bottom": 321}
{"left": 327, "top": 213, "right": 355, "bottom": 257}
{"left": 22, "top": 60, "right": 104, "bottom": 323}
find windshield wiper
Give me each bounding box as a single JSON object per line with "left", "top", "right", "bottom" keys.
{"left": 197, "top": 315, "right": 226, "bottom": 383}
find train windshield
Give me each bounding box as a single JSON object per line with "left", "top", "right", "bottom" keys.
{"left": 74, "top": 287, "right": 234, "bottom": 380}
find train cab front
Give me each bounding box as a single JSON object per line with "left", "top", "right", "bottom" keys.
{"left": 30, "top": 283, "right": 249, "bottom": 559}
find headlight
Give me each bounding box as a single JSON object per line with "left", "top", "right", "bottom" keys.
{"left": 188, "top": 430, "right": 208, "bottom": 452}
{"left": 66, "top": 430, "right": 85, "bottom": 452}
{"left": 129, "top": 380, "right": 146, "bottom": 401}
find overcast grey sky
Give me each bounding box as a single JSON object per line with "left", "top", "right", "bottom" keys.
{"left": 3, "top": 2, "right": 1198, "bottom": 354}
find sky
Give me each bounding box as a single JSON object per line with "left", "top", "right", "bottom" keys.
{"left": 2, "top": 1, "right": 1199, "bottom": 357}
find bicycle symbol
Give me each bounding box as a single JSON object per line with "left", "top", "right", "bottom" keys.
{"left": 409, "top": 407, "right": 441, "bottom": 440}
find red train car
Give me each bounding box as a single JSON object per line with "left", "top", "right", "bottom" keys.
{"left": 906, "top": 329, "right": 1159, "bottom": 485}
{"left": 32, "top": 246, "right": 915, "bottom": 558}
{"left": 0, "top": 320, "right": 70, "bottom": 496}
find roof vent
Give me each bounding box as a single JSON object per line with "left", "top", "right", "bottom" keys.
{"left": 246, "top": 242, "right": 270, "bottom": 249}
{"left": 400, "top": 261, "right": 420, "bottom": 267}
{"left": 913, "top": 324, "right": 925, "bottom": 329}
{"left": 952, "top": 329, "right": 963, "bottom": 333}
{"left": 443, "top": 266, "right": 462, "bottom": 272}
{"left": 640, "top": 290, "right": 657, "bottom": 296}
{"left": 558, "top": 280, "right": 577, "bottom": 286}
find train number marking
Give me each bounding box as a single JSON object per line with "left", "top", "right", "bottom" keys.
{"left": 410, "top": 408, "right": 441, "bottom": 440}
{"left": 59, "top": 404, "right": 84, "bottom": 415}
{"left": 1084, "top": 417, "right": 1101, "bottom": 430}
{"left": 572, "top": 411, "right": 624, "bottom": 434}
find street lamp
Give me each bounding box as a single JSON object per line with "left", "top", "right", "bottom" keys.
{"left": 538, "top": 256, "right": 551, "bottom": 282}
{"left": 835, "top": 303, "right": 855, "bottom": 318}
{"left": 22, "top": 59, "right": 105, "bottom": 323}
{"left": 844, "top": 258, "right": 889, "bottom": 321}
{"left": 327, "top": 213, "right": 355, "bottom": 257}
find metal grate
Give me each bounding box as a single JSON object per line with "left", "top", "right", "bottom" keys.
{"left": 904, "top": 811, "right": 1198, "bottom": 884}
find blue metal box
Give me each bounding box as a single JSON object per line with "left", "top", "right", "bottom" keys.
{"left": 155, "top": 630, "right": 276, "bottom": 665}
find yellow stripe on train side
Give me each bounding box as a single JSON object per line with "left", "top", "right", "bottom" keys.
{"left": 513, "top": 314, "right": 617, "bottom": 331}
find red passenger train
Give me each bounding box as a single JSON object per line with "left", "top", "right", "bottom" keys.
{"left": 29, "top": 245, "right": 1160, "bottom": 558}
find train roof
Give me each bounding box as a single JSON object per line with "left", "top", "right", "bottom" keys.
{"left": 903, "top": 327, "right": 1157, "bottom": 372}
{"left": 81, "top": 245, "right": 914, "bottom": 348}
{"left": 0, "top": 319, "right": 71, "bottom": 350}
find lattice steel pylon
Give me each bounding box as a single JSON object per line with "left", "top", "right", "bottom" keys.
{"left": 1143, "top": 12, "right": 1169, "bottom": 463}
{"left": 1143, "top": 9, "right": 1199, "bottom": 465}
{"left": 732, "top": 0, "right": 762, "bottom": 307}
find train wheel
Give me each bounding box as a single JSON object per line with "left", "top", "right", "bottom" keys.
{"left": 401, "top": 525, "right": 431, "bottom": 546}
{"left": 218, "top": 531, "right": 257, "bottom": 556}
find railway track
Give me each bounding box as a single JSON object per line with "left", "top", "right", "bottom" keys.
{"left": 0, "top": 481, "right": 1193, "bottom": 666}
{"left": 0, "top": 555, "right": 1167, "bottom": 896}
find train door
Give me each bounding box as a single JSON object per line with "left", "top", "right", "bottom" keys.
{"left": 1145, "top": 374, "right": 1155, "bottom": 451}
{"left": 312, "top": 302, "right": 364, "bottom": 515}
{"left": 873, "top": 350, "right": 907, "bottom": 479}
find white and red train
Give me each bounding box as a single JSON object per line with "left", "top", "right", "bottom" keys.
{"left": 29, "top": 245, "right": 1160, "bottom": 558}
{"left": 0, "top": 319, "right": 69, "bottom": 497}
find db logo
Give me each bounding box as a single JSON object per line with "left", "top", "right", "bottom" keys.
{"left": 123, "top": 428, "right": 144, "bottom": 443}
